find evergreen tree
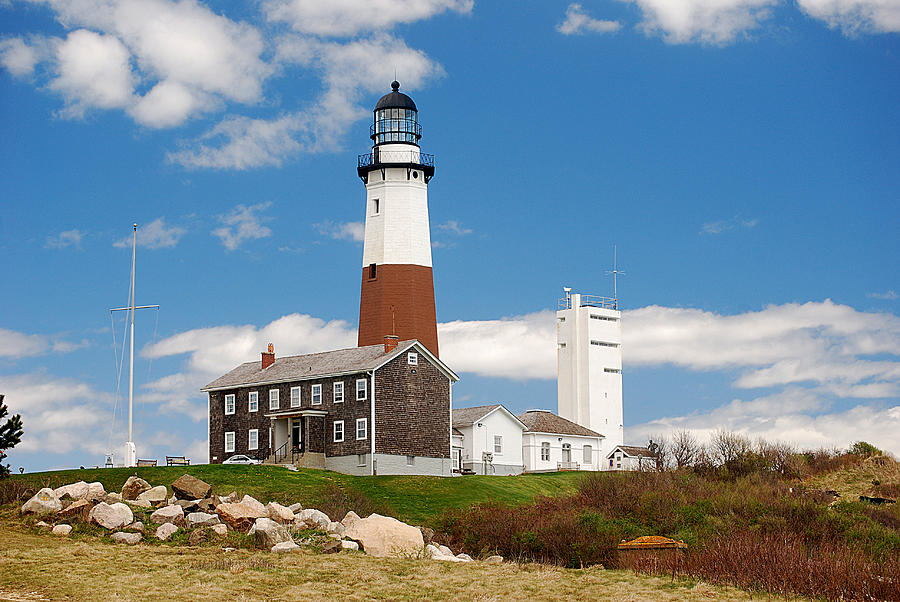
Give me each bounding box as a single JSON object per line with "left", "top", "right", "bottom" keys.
{"left": 0, "top": 395, "right": 24, "bottom": 478}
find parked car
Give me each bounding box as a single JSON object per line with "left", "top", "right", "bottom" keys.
{"left": 222, "top": 454, "right": 261, "bottom": 465}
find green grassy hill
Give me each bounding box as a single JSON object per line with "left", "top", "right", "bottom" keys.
{"left": 11, "top": 465, "right": 584, "bottom": 526}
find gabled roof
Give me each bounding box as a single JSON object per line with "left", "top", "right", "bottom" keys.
{"left": 202, "top": 340, "right": 457, "bottom": 392}
{"left": 517, "top": 410, "right": 602, "bottom": 438}
{"left": 608, "top": 445, "right": 658, "bottom": 459}
{"left": 452, "top": 404, "right": 527, "bottom": 430}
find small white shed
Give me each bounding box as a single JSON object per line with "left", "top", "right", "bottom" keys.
{"left": 451, "top": 404, "right": 526, "bottom": 475}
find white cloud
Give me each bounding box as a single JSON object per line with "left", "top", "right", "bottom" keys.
{"left": 868, "top": 290, "right": 898, "bottom": 300}
{"left": 557, "top": 3, "right": 622, "bottom": 35}
{"left": 112, "top": 217, "right": 186, "bottom": 249}
{"left": 45, "top": 229, "right": 85, "bottom": 249}
{"left": 701, "top": 216, "right": 759, "bottom": 235}
{"left": 0, "top": 329, "right": 51, "bottom": 359}
{"left": 437, "top": 220, "right": 473, "bottom": 235}
{"left": 49, "top": 29, "right": 135, "bottom": 117}
{"left": 211, "top": 202, "right": 273, "bottom": 250}
{"left": 264, "top": 0, "right": 474, "bottom": 37}
{"left": 315, "top": 220, "right": 365, "bottom": 242}
{"left": 622, "top": 0, "right": 777, "bottom": 44}
{"left": 797, "top": 0, "right": 900, "bottom": 34}
{"left": 0, "top": 37, "right": 42, "bottom": 77}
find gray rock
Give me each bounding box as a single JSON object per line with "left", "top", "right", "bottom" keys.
{"left": 288, "top": 502, "right": 303, "bottom": 513}
{"left": 252, "top": 517, "right": 293, "bottom": 549}
{"left": 149, "top": 504, "right": 185, "bottom": 526}
{"left": 343, "top": 514, "right": 424, "bottom": 558}
{"left": 240, "top": 495, "right": 267, "bottom": 516}
{"left": 484, "top": 555, "right": 504, "bottom": 564}
{"left": 297, "top": 508, "right": 331, "bottom": 530}
{"left": 111, "top": 531, "right": 142, "bottom": 545}
{"left": 212, "top": 524, "right": 228, "bottom": 536}
{"left": 89, "top": 502, "right": 133, "bottom": 530}
{"left": 127, "top": 521, "right": 145, "bottom": 533}
{"left": 53, "top": 481, "right": 89, "bottom": 501}
{"left": 87, "top": 482, "right": 106, "bottom": 501}
{"left": 326, "top": 521, "right": 345, "bottom": 536}
{"left": 105, "top": 492, "right": 123, "bottom": 504}
{"left": 341, "top": 540, "right": 359, "bottom": 551}
{"left": 172, "top": 475, "right": 211, "bottom": 500}
{"left": 156, "top": 522, "right": 179, "bottom": 541}
{"left": 419, "top": 526, "right": 435, "bottom": 545}
{"left": 51, "top": 524, "right": 73, "bottom": 536}
{"left": 272, "top": 541, "right": 300, "bottom": 553}
{"left": 187, "top": 511, "right": 220, "bottom": 527}
{"left": 121, "top": 476, "right": 151, "bottom": 500}
{"left": 136, "top": 485, "right": 168, "bottom": 507}
{"left": 22, "top": 488, "right": 62, "bottom": 515}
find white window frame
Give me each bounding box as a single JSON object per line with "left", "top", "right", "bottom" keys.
{"left": 407, "top": 351, "right": 418, "bottom": 366}
{"left": 248, "top": 391, "right": 258, "bottom": 413}
{"left": 333, "top": 381, "right": 344, "bottom": 403}
{"left": 224, "top": 394, "right": 235, "bottom": 415}
{"left": 541, "top": 441, "right": 550, "bottom": 462}
{"left": 290, "top": 386, "right": 301, "bottom": 408}
{"left": 224, "top": 431, "right": 235, "bottom": 453}
{"left": 311, "top": 384, "right": 322, "bottom": 405}
{"left": 248, "top": 429, "right": 258, "bottom": 451}
{"left": 356, "top": 418, "right": 367, "bottom": 440}
{"left": 333, "top": 420, "right": 344, "bottom": 443}
{"left": 494, "top": 435, "right": 502, "bottom": 454}
{"left": 357, "top": 454, "right": 367, "bottom": 467}
{"left": 269, "top": 389, "right": 279, "bottom": 410}
{"left": 356, "top": 378, "right": 367, "bottom": 401}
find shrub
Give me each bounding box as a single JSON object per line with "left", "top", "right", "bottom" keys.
{"left": 850, "top": 441, "right": 883, "bottom": 458}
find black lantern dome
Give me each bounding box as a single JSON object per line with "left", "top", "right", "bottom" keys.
{"left": 371, "top": 81, "right": 421, "bottom": 146}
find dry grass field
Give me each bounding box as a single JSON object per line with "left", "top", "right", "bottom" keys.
{"left": 0, "top": 523, "right": 772, "bottom": 602}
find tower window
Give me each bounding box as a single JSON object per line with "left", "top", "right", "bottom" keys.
{"left": 369, "top": 263, "right": 377, "bottom": 279}
{"left": 372, "top": 198, "right": 380, "bottom": 215}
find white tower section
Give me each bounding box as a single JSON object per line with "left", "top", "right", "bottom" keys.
{"left": 557, "top": 292, "right": 624, "bottom": 466}
{"left": 362, "top": 143, "right": 432, "bottom": 269}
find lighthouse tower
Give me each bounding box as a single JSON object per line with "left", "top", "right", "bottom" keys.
{"left": 357, "top": 82, "right": 439, "bottom": 356}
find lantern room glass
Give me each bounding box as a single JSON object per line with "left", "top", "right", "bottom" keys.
{"left": 372, "top": 107, "right": 421, "bottom": 145}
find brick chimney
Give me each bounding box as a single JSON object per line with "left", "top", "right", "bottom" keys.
{"left": 383, "top": 335, "right": 399, "bottom": 353}
{"left": 261, "top": 342, "right": 275, "bottom": 369}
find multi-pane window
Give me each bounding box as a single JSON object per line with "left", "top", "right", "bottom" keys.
{"left": 333, "top": 420, "right": 344, "bottom": 443}
{"left": 541, "top": 442, "right": 550, "bottom": 461}
{"left": 248, "top": 429, "right": 258, "bottom": 451}
{"left": 356, "top": 378, "right": 367, "bottom": 401}
{"left": 583, "top": 445, "right": 592, "bottom": 464}
{"left": 312, "top": 384, "right": 322, "bottom": 405}
{"left": 494, "top": 435, "right": 502, "bottom": 454}
{"left": 269, "top": 389, "right": 279, "bottom": 410}
{"left": 408, "top": 352, "right": 418, "bottom": 365}
{"left": 224, "top": 394, "right": 235, "bottom": 415}
{"left": 356, "top": 418, "right": 367, "bottom": 440}
{"left": 291, "top": 386, "right": 301, "bottom": 408}
{"left": 334, "top": 382, "right": 344, "bottom": 403}
{"left": 224, "top": 431, "right": 235, "bottom": 453}
{"left": 248, "top": 391, "right": 258, "bottom": 412}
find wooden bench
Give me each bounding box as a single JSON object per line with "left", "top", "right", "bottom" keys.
{"left": 136, "top": 459, "right": 157, "bottom": 467}
{"left": 166, "top": 456, "right": 190, "bottom": 466}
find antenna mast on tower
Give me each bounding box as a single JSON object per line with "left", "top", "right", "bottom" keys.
{"left": 605, "top": 245, "right": 625, "bottom": 309}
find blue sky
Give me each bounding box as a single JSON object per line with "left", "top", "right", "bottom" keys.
{"left": 1, "top": 0, "right": 898, "bottom": 471}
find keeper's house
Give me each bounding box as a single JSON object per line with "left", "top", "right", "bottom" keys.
{"left": 203, "top": 338, "right": 458, "bottom": 476}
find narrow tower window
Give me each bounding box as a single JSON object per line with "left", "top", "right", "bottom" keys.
{"left": 372, "top": 198, "right": 380, "bottom": 215}
{"left": 369, "top": 263, "right": 377, "bottom": 279}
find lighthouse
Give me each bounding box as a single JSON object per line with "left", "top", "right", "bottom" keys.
{"left": 356, "top": 82, "right": 439, "bottom": 357}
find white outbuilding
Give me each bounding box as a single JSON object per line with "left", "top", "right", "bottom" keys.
{"left": 606, "top": 444, "right": 657, "bottom": 471}
{"left": 517, "top": 410, "right": 604, "bottom": 472}
{"left": 451, "top": 405, "right": 527, "bottom": 475}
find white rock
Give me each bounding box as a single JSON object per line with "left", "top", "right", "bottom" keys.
{"left": 297, "top": 508, "right": 331, "bottom": 530}
{"left": 87, "top": 482, "right": 106, "bottom": 501}
{"left": 484, "top": 555, "right": 504, "bottom": 564}
{"left": 54, "top": 481, "right": 89, "bottom": 500}
{"left": 426, "top": 543, "right": 466, "bottom": 562}
{"left": 456, "top": 553, "right": 473, "bottom": 562}
{"left": 111, "top": 531, "right": 142, "bottom": 545}
{"left": 128, "top": 521, "right": 145, "bottom": 533}
{"left": 121, "top": 476, "right": 152, "bottom": 500}
{"left": 89, "top": 502, "right": 133, "bottom": 529}
{"left": 187, "top": 511, "right": 220, "bottom": 527}
{"left": 252, "top": 517, "right": 293, "bottom": 549}
{"left": 341, "top": 510, "right": 361, "bottom": 529}
{"left": 438, "top": 545, "right": 454, "bottom": 557}
{"left": 136, "top": 485, "right": 168, "bottom": 506}
{"left": 240, "top": 495, "right": 267, "bottom": 516}
{"left": 156, "top": 522, "right": 179, "bottom": 541}
{"left": 52, "top": 524, "right": 73, "bottom": 536}
{"left": 150, "top": 504, "right": 184, "bottom": 525}
{"left": 212, "top": 524, "right": 228, "bottom": 536}
{"left": 266, "top": 502, "right": 295, "bottom": 524}
{"left": 341, "top": 540, "right": 360, "bottom": 551}
{"left": 126, "top": 499, "right": 151, "bottom": 509}
{"left": 326, "top": 521, "right": 345, "bottom": 536}
{"left": 272, "top": 541, "right": 300, "bottom": 553}
{"left": 343, "top": 514, "right": 424, "bottom": 558}
{"left": 22, "top": 488, "right": 62, "bottom": 515}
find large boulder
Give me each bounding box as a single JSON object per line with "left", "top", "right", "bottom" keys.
{"left": 426, "top": 544, "right": 467, "bottom": 562}
{"left": 216, "top": 502, "right": 267, "bottom": 532}
{"left": 344, "top": 514, "right": 424, "bottom": 558}
{"left": 54, "top": 481, "right": 89, "bottom": 501}
{"left": 172, "top": 475, "right": 211, "bottom": 500}
{"left": 150, "top": 505, "right": 185, "bottom": 526}
{"left": 57, "top": 499, "right": 92, "bottom": 522}
{"left": 266, "top": 502, "right": 295, "bottom": 524}
{"left": 251, "top": 517, "right": 293, "bottom": 549}
{"left": 121, "top": 476, "right": 152, "bottom": 500}
{"left": 111, "top": 531, "right": 142, "bottom": 545}
{"left": 87, "top": 482, "right": 106, "bottom": 501}
{"left": 89, "top": 502, "right": 133, "bottom": 530}
{"left": 136, "top": 485, "right": 168, "bottom": 507}
{"left": 296, "top": 508, "right": 331, "bottom": 530}
{"left": 187, "top": 512, "right": 220, "bottom": 528}
{"left": 22, "top": 488, "right": 62, "bottom": 515}
{"left": 156, "top": 522, "right": 179, "bottom": 541}
{"left": 239, "top": 495, "right": 266, "bottom": 516}
{"left": 341, "top": 511, "right": 361, "bottom": 529}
